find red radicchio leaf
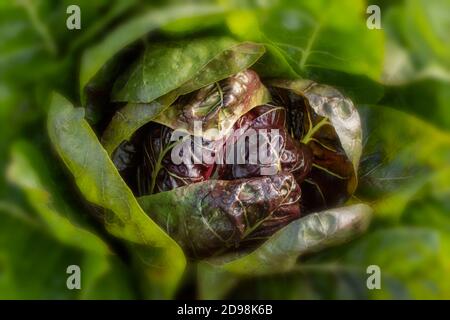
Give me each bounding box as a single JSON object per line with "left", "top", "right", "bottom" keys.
{"left": 269, "top": 81, "right": 360, "bottom": 212}
{"left": 137, "top": 173, "right": 302, "bottom": 258}
{"left": 217, "top": 105, "right": 313, "bottom": 184}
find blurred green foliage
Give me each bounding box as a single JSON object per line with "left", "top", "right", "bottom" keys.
{"left": 0, "top": 0, "right": 449, "bottom": 299}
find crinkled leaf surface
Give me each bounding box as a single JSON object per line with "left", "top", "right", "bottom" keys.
{"left": 153, "top": 69, "right": 270, "bottom": 140}
{"left": 270, "top": 80, "right": 361, "bottom": 211}
{"left": 246, "top": 104, "right": 450, "bottom": 300}
{"left": 216, "top": 203, "right": 371, "bottom": 275}
{"left": 114, "top": 105, "right": 311, "bottom": 197}
{"left": 129, "top": 124, "right": 218, "bottom": 195}
{"left": 270, "top": 79, "right": 362, "bottom": 170}
{"left": 138, "top": 174, "right": 301, "bottom": 258}
{"left": 217, "top": 105, "right": 313, "bottom": 182}
{"left": 47, "top": 93, "right": 185, "bottom": 298}
{"left": 197, "top": 203, "right": 372, "bottom": 298}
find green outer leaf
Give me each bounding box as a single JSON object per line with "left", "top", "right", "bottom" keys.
{"left": 101, "top": 42, "right": 266, "bottom": 155}
{"left": 260, "top": 0, "right": 384, "bottom": 80}
{"left": 304, "top": 67, "right": 385, "bottom": 105}
{"left": 197, "top": 203, "right": 372, "bottom": 298}
{"left": 47, "top": 93, "right": 185, "bottom": 298}
{"left": 80, "top": 4, "right": 226, "bottom": 92}
{"left": 211, "top": 227, "right": 450, "bottom": 299}
{"left": 253, "top": 42, "right": 300, "bottom": 79}
{"left": 197, "top": 263, "right": 239, "bottom": 300}
{"left": 101, "top": 97, "right": 175, "bottom": 156}
{"left": 174, "top": 42, "right": 266, "bottom": 96}
{"left": 224, "top": 10, "right": 300, "bottom": 79}
{"left": 3, "top": 142, "right": 136, "bottom": 299}
{"left": 6, "top": 141, "right": 108, "bottom": 255}
{"left": 210, "top": 204, "right": 372, "bottom": 276}
{"left": 112, "top": 37, "right": 237, "bottom": 103}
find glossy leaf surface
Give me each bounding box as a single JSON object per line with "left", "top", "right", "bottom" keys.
{"left": 269, "top": 80, "right": 361, "bottom": 211}
{"left": 101, "top": 42, "right": 265, "bottom": 155}
{"left": 138, "top": 174, "right": 302, "bottom": 258}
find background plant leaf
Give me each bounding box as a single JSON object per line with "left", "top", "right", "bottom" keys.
{"left": 80, "top": 3, "right": 226, "bottom": 91}
{"left": 222, "top": 227, "right": 450, "bottom": 299}
{"left": 1, "top": 142, "right": 135, "bottom": 299}
{"left": 47, "top": 93, "right": 186, "bottom": 298}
